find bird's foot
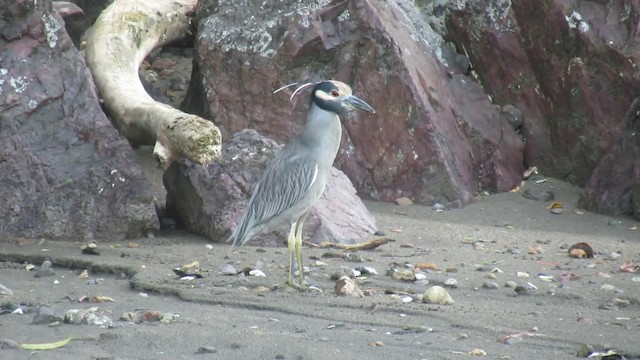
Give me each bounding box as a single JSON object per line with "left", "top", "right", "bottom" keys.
{"left": 275, "top": 280, "right": 308, "bottom": 292}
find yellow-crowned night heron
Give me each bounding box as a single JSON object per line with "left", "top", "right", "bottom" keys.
{"left": 229, "top": 80, "right": 375, "bottom": 288}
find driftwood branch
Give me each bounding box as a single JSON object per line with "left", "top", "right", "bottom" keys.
{"left": 309, "top": 237, "right": 395, "bottom": 251}
{"left": 84, "top": 0, "right": 221, "bottom": 167}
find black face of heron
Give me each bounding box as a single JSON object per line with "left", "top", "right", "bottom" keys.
{"left": 310, "top": 81, "right": 375, "bottom": 114}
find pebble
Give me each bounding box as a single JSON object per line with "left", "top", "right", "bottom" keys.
{"left": 248, "top": 269, "right": 266, "bottom": 277}
{"left": 205, "top": 244, "right": 214, "bottom": 250}
{"left": 32, "top": 306, "right": 64, "bottom": 325}
{"left": 86, "top": 278, "right": 105, "bottom": 285}
{"left": 400, "top": 296, "right": 413, "bottom": 303}
{"left": 607, "top": 251, "right": 621, "bottom": 260}
{"left": 482, "top": 281, "right": 499, "bottom": 290}
{"left": 395, "top": 197, "right": 413, "bottom": 206}
{"left": 432, "top": 203, "right": 446, "bottom": 212}
{"left": 334, "top": 276, "right": 363, "bottom": 297}
{"left": 608, "top": 219, "right": 623, "bottom": 226}
{"left": 505, "top": 281, "right": 518, "bottom": 288}
{"left": 65, "top": 308, "right": 113, "bottom": 327}
{"left": 195, "top": 346, "right": 218, "bottom": 354}
{"left": 611, "top": 298, "right": 630, "bottom": 307}
{"left": 516, "top": 271, "right": 530, "bottom": 278}
{"left": 423, "top": 286, "right": 454, "bottom": 305}
{"left": 220, "top": 264, "right": 237, "bottom": 275}
{"left": 392, "top": 269, "right": 415, "bottom": 281}
{"left": 414, "top": 273, "right": 427, "bottom": 281}
{"left": 444, "top": 278, "right": 458, "bottom": 288}
{"left": 35, "top": 260, "right": 55, "bottom": 278}
{"left": 0, "top": 283, "right": 13, "bottom": 296}
{"left": 355, "top": 266, "right": 378, "bottom": 275}
{"left": 486, "top": 273, "right": 497, "bottom": 279}
{"left": 600, "top": 284, "right": 617, "bottom": 292}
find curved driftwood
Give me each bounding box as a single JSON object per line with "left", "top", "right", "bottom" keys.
{"left": 84, "top": 0, "right": 221, "bottom": 167}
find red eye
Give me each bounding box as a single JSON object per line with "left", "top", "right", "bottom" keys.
{"left": 331, "top": 90, "right": 340, "bottom": 97}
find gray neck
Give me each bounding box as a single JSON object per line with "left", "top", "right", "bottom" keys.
{"left": 297, "top": 103, "right": 343, "bottom": 167}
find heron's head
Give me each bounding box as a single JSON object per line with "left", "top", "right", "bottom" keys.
{"left": 310, "top": 80, "right": 375, "bottom": 114}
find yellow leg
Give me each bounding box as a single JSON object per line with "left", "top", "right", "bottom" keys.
{"left": 295, "top": 219, "right": 305, "bottom": 286}
{"left": 287, "top": 223, "right": 296, "bottom": 287}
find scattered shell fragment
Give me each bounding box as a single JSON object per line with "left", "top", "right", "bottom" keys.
{"left": 391, "top": 269, "right": 415, "bottom": 281}
{"left": 81, "top": 242, "right": 100, "bottom": 255}
{"left": 567, "top": 242, "right": 594, "bottom": 258}
{"left": 483, "top": 282, "right": 499, "bottom": 290}
{"left": 220, "top": 264, "right": 238, "bottom": 275}
{"left": 620, "top": 260, "right": 639, "bottom": 273}
{"left": 79, "top": 295, "right": 114, "bottom": 303}
{"left": 549, "top": 202, "right": 563, "bottom": 214}
{"left": 423, "top": 286, "right": 454, "bottom": 305}
{"left": 444, "top": 278, "right": 458, "bottom": 288}
{"left": 414, "top": 262, "right": 439, "bottom": 271}
{"left": 395, "top": 197, "right": 413, "bottom": 206}
{"left": 248, "top": 269, "right": 266, "bottom": 277}
{"left": 469, "top": 348, "right": 487, "bottom": 356}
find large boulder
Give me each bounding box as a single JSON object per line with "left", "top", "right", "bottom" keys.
{"left": 579, "top": 102, "right": 640, "bottom": 220}
{"left": 0, "top": 1, "right": 159, "bottom": 241}
{"left": 448, "top": 0, "right": 640, "bottom": 186}
{"left": 184, "top": 0, "right": 524, "bottom": 207}
{"left": 163, "top": 129, "right": 378, "bottom": 245}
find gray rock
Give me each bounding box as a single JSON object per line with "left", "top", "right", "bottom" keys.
{"left": 522, "top": 188, "right": 555, "bottom": 202}
{"left": 32, "top": 306, "right": 64, "bottom": 325}
{"left": 0, "top": 1, "right": 159, "bottom": 242}
{"left": 164, "top": 129, "right": 377, "bottom": 244}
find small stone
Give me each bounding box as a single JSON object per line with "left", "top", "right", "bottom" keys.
{"left": 608, "top": 219, "right": 623, "bottom": 226}
{"left": 611, "top": 298, "right": 630, "bottom": 307}
{"left": 205, "top": 244, "right": 214, "bottom": 250}
{"left": 35, "top": 262, "right": 55, "bottom": 278}
{"left": 432, "top": 203, "right": 446, "bottom": 211}
{"left": 486, "top": 273, "right": 497, "bottom": 279}
{"left": 414, "top": 273, "right": 427, "bottom": 281}
{"left": 600, "top": 284, "right": 617, "bottom": 292}
{"left": 368, "top": 341, "right": 384, "bottom": 347}
{"left": 422, "top": 286, "right": 454, "bottom": 305}
{"left": 220, "top": 263, "right": 238, "bottom": 275}
{"left": 355, "top": 266, "right": 378, "bottom": 275}
{"left": 334, "top": 276, "right": 363, "bottom": 297}
{"left": 608, "top": 252, "right": 622, "bottom": 260}
{"left": 0, "top": 339, "right": 20, "bottom": 349}
{"left": 522, "top": 189, "right": 555, "bottom": 202}
{"left": 248, "top": 269, "right": 266, "bottom": 277}
{"left": 32, "top": 306, "right": 64, "bottom": 325}
{"left": 99, "top": 332, "right": 119, "bottom": 341}
{"left": 505, "top": 281, "right": 518, "bottom": 288}
{"left": 516, "top": 272, "right": 530, "bottom": 278}
{"left": 443, "top": 278, "right": 458, "bottom": 288}
{"left": 395, "top": 197, "right": 413, "bottom": 206}
{"left": 482, "top": 281, "right": 499, "bottom": 289}
{"left": 392, "top": 269, "right": 415, "bottom": 281}
{"left": 400, "top": 296, "right": 413, "bottom": 303}
{"left": 195, "top": 346, "right": 218, "bottom": 354}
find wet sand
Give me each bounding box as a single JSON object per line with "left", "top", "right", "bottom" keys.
{"left": 1, "top": 178, "right": 639, "bottom": 360}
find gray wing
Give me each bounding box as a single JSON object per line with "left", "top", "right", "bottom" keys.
{"left": 230, "top": 146, "right": 319, "bottom": 246}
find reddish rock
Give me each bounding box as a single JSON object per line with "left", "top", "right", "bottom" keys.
{"left": 579, "top": 101, "right": 640, "bottom": 220}
{"left": 448, "top": 0, "right": 640, "bottom": 186}
{"left": 0, "top": 1, "right": 159, "bottom": 241}
{"left": 186, "top": 0, "right": 524, "bottom": 207}
{"left": 163, "top": 129, "right": 377, "bottom": 245}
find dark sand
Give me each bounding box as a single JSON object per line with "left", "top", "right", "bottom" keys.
{"left": 1, "top": 178, "right": 639, "bottom": 360}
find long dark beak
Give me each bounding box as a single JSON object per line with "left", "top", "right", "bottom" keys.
{"left": 343, "top": 94, "right": 375, "bottom": 113}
